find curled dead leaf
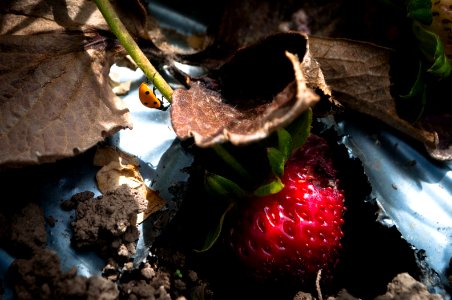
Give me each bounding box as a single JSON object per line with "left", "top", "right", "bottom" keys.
{"left": 171, "top": 30, "right": 448, "bottom": 159}
{"left": 171, "top": 32, "right": 320, "bottom": 147}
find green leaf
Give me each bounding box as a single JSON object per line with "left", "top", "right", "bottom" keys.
{"left": 412, "top": 21, "right": 452, "bottom": 78}
{"left": 277, "top": 128, "right": 292, "bottom": 162}
{"left": 253, "top": 177, "right": 284, "bottom": 197}
{"left": 428, "top": 41, "right": 452, "bottom": 77}
{"left": 406, "top": 0, "right": 432, "bottom": 24}
{"left": 286, "top": 108, "right": 312, "bottom": 150}
{"left": 195, "top": 202, "right": 235, "bottom": 253}
{"left": 400, "top": 61, "right": 426, "bottom": 99}
{"left": 212, "top": 145, "right": 253, "bottom": 183}
{"left": 204, "top": 173, "right": 246, "bottom": 199}
{"left": 399, "top": 61, "right": 428, "bottom": 120}
{"left": 267, "top": 147, "right": 285, "bottom": 177}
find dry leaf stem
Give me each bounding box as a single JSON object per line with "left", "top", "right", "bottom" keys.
{"left": 94, "top": 0, "right": 173, "bottom": 102}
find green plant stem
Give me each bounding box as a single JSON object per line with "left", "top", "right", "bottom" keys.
{"left": 212, "top": 145, "right": 253, "bottom": 183}
{"left": 94, "top": 0, "right": 173, "bottom": 102}
{"left": 96, "top": 0, "right": 250, "bottom": 181}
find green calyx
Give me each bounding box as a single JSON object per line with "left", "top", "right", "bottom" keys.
{"left": 252, "top": 109, "right": 312, "bottom": 196}
{"left": 204, "top": 173, "right": 246, "bottom": 199}
{"left": 197, "top": 109, "right": 313, "bottom": 253}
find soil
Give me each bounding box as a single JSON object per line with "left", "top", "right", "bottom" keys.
{"left": 1, "top": 203, "right": 47, "bottom": 258}
{"left": 7, "top": 249, "right": 119, "bottom": 300}
{"left": 0, "top": 229, "right": 446, "bottom": 300}
{"left": 0, "top": 127, "right": 450, "bottom": 300}
{"left": 0, "top": 0, "right": 451, "bottom": 298}
{"left": 67, "top": 185, "right": 144, "bottom": 260}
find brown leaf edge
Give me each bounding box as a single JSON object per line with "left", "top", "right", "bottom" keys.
{"left": 170, "top": 32, "right": 321, "bottom": 148}
{"left": 0, "top": 5, "right": 133, "bottom": 168}
{"left": 175, "top": 31, "right": 447, "bottom": 159}
{"left": 307, "top": 36, "right": 440, "bottom": 155}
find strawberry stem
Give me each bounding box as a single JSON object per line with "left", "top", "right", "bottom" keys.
{"left": 94, "top": 0, "right": 173, "bottom": 102}
{"left": 95, "top": 0, "right": 256, "bottom": 183}
{"left": 194, "top": 201, "right": 235, "bottom": 253}
{"left": 205, "top": 173, "right": 247, "bottom": 198}
{"left": 212, "top": 145, "right": 253, "bottom": 183}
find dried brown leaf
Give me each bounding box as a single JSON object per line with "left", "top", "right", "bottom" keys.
{"left": 93, "top": 146, "right": 140, "bottom": 167}
{"left": 174, "top": 0, "right": 347, "bottom": 69}
{"left": 211, "top": 0, "right": 346, "bottom": 52}
{"left": 0, "top": 2, "right": 133, "bottom": 167}
{"left": 0, "top": 0, "right": 149, "bottom": 36}
{"left": 0, "top": 0, "right": 109, "bottom": 34}
{"left": 171, "top": 33, "right": 319, "bottom": 147}
{"left": 96, "top": 161, "right": 144, "bottom": 192}
{"left": 172, "top": 31, "right": 446, "bottom": 157}
{"left": 94, "top": 147, "right": 165, "bottom": 224}
{"left": 308, "top": 36, "right": 437, "bottom": 147}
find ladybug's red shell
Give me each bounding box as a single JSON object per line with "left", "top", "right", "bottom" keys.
{"left": 139, "top": 82, "right": 163, "bottom": 109}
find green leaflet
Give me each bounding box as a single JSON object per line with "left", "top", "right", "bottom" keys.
{"left": 406, "top": 0, "right": 432, "bottom": 24}
{"left": 266, "top": 129, "right": 292, "bottom": 178}
{"left": 277, "top": 128, "right": 292, "bottom": 161}
{"left": 401, "top": 61, "right": 425, "bottom": 99}
{"left": 204, "top": 173, "right": 246, "bottom": 199}
{"left": 387, "top": 0, "right": 446, "bottom": 75}
{"left": 286, "top": 108, "right": 312, "bottom": 151}
{"left": 199, "top": 174, "right": 244, "bottom": 253}
{"left": 199, "top": 108, "right": 313, "bottom": 252}
{"left": 212, "top": 144, "right": 253, "bottom": 183}
{"left": 267, "top": 147, "right": 285, "bottom": 178}
{"left": 254, "top": 110, "right": 311, "bottom": 198}
{"left": 394, "top": 0, "right": 451, "bottom": 120}
{"left": 195, "top": 202, "right": 235, "bottom": 253}
{"left": 412, "top": 21, "right": 452, "bottom": 78}
{"left": 253, "top": 176, "right": 284, "bottom": 197}
{"left": 400, "top": 61, "right": 428, "bottom": 121}
{"left": 427, "top": 41, "right": 452, "bottom": 77}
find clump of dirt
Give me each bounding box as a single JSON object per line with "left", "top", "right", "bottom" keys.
{"left": 0, "top": 182, "right": 214, "bottom": 299}
{"left": 0, "top": 202, "right": 47, "bottom": 258}
{"left": 7, "top": 249, "right": 119, "bottom": 300}
{"left": 62, "top": 185, "right": 150, "bottom": 281}
{"left": 67, "top": 185, "right": 145, "bottom": 257}
{"left": 6, "top": 247, "right": 208, "bottom": 300}
{"left": 60, "top": 190, "right": 95, "bottom": 211}
{"left": 374, "top": 273, "right": 443, "bottom": 300}
{"left": 117, "top": 253, "right": 213, "bottom": 300}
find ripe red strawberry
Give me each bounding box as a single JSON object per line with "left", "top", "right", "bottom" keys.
{"left": 228, "top": 134, "right": 345, "bottom": 281}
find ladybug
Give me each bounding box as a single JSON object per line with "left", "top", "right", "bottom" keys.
{"left": 138, "top": 82, "right": 164, "bottom": 109}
